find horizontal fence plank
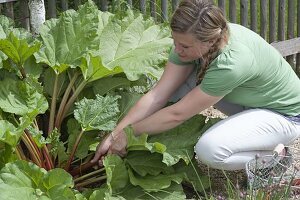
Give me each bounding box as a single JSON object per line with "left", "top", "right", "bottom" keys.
{"left": 271, "top": 37, "right": 300, "bottom": 57}
{"left": 0, "top": 0, "right": 17, "bottom": 3}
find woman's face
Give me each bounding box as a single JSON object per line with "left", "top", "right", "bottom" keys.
{"left": 172, "top": 31, "right": 213, "bottom": 62}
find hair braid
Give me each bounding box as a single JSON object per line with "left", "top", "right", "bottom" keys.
{"left": 197, "top": 28, "right": 226, "bottom": 84}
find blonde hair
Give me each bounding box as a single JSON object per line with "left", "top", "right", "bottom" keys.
{"left": 171, "top": 0, "right": 229, "bottom": 83}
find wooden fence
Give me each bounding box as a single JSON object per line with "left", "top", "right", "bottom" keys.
{"left": 0, "top": 0, "right": 299, "bottom": 71}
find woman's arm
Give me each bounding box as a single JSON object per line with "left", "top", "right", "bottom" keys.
{"left": 91, "top": 61, "right": 194, "bottom": 162}
{"left": 132, "top": 87, "right": 223, "bottom": 135}
{"left": 113, "top": 61, "right": 195, "bottom": 133}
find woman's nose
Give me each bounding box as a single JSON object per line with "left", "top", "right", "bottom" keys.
{"left": 174, "top": 45, "right": 183, "bottom": 54}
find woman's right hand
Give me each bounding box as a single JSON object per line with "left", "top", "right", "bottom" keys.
{"left": 90, "top": 133, "right": 113, "bottom": 166}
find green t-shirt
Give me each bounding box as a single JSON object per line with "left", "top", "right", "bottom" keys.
{"left": 168, "top": 23, "right": 300, "bottom": 116}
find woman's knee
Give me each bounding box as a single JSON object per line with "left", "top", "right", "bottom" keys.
{"left": 195, "top": 136, "right": 231, "bottom": 169}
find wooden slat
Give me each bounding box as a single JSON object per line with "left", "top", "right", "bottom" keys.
{"left": 250, "top": 0, "right": 257, "bottom": 32}
{"left": 278, "top": 0, "right": 285, "bottom": 41}
{"left": 161, "top": 0, "right": 168, "bottom": 22}
{"left": 172, "top": 0, "right": 179, "bottom": 12}
{"left": 74, "top": 0, "right": 81, "bottom": 9}
{"left": 287, "top": 0, "right": 295, "bottom": 67}
{"left": 0, "top": 0, "right": 17, "bottom": 3}
{"left": 20, "top": 0, "right": 29, "bottom": 30}
{"left": 140, "top": 0, "right": 146, "bottom": 14}
{"left": 47, "top": 0, "right": 56, "bottom": 18}
{"left": 150, "top": 0, "right": 156, "bottom": 20}
{"left": 287, "top": 0, "right": 295, "bottom": 39}
{"left": 297, "top": 0, "right": 300, "bottom": 75}
{"left": 271, "top": 38, "right": 300, "bottom": 57}
{"left": 61, "top": 0, "right": 68, "bottom": 11}
{"left": 100, "top": 0, "right": 108, "bottom": 11}
{"left": 260, "top": 0, "right": 267, "bottom": 39}
{"left": 229, "top": 0, "right": 236, "bottom": 23}
{"left": 240, "top": 0, "right": 248, "bottom": 27}
{"left": 218, "top": 0, "right": 226, "bottom": 17}
{"left": 127, "top": 0, "right": 132, "bottom": 8}
{"left": 4, "top": 2, "right": 13, "bottom": 19}
{"left": 269, "top": 0, "right": 276, "bottom": 43}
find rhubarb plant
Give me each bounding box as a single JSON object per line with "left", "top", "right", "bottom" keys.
{"left": 0, "top": 1, "right": 222, "bottom": 199}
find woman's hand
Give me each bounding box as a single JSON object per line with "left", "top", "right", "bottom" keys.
{"left": 91, "top": 130, "right": 127, "bottom": 166}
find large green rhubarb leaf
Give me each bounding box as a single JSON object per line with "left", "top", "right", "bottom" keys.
{"left": 0, "top": 32, "right": 41, "bottom": 66}
{"left": 79, "top": 55, "right": 123, "bottom": 82}
{"left": 98, "top": 10, "right": 172, "bottom": 81}
{"left": 174, "top": 160, "right": 210, "bottom": 192}
{"left": 74, "top": 94, "right": 120, "bottom": 131}
{"left": 125, "top": 151, "right": 174, "bottom": 176}
{"left": 125, "top": 115, "right": 207, "bottom": 166}
{"left": 103, "top": 155, "right": 129, "bottom": 194}
{"left": 35, "top": 0, "right": 112, "bottom": 73}
{"left": 117, "top": 183, "right": 186, "bottom": 200}
{"left": 128, "top": 168, "right": 183, "bottom": 192}
{"left": 148, "top": 115, "right": 207, "bottom": 166}
{"left": 0, "top": 160, "right": 76, "bottom": 200}
{"left": 0, "top": 78, "right": 48, "bottom": 117}
{"left": 0, "top": 15, "right": 14, "bottom": 38}
{"left": 0, "top": 120, "right": 23, "bottom": 146}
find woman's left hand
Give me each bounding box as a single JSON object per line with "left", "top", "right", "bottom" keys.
{"left": 108, "top": 130, "right": 128, "bottom": 157}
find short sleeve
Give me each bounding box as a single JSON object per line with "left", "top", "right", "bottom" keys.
{"left": 200, "top": 47, "right": 256, "bottom": 97}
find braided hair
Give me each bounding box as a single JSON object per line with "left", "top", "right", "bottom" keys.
{"left": 171, "top": 0, "right": 229, "bottom": 83}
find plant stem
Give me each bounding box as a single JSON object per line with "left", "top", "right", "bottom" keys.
{"left": 69, "top": 161, "right": 98, "bottom": 176}
{"left": 42, "top": 146, "right": 54, "bottom": 170}
{"left": 59, "top": 80, "right": 87, "bottom": 126}
{"left": 75, "top": 176, "right": 107, "bottom": 188}
{"left": 74, "top": 167, "right": 105, "bottom": 183}
{"left": 19, "top": 64, "right": 27, "bottom": 79}
{"left": 16, "top": 144, "right": 27, "bottom": 160}
{"left": 64, "top": 129, "right": 85, "bottom": 171}
{"left": 54, "top": 72, "right": 80, "bottom": 130}
{"left": 48, "top": 74, "right": 59, "bottom": 135}
{"left": 21, "top": 133, "right": 43, "bottom": 168}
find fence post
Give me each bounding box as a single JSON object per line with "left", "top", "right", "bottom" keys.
{"left": 100, "top": 0, "right": 108, "bottom": 11}
{"left": 20, "top": 0, "right": 30, "bottom": 30}
{"left": 61, "top": 0, "right": 68, "bottom": 11}
{"left": 260, "top": 0, "right": 267, "bottom": 39}
{"left": 218, "top": 0, "right": 226, "bottom": 17}
{"left": 161, "top": 0, "right": 168, "bottom": 22}
{"left": 172, "top": 0, "right": 179, "bottom": 12}
{"left": 250, "top": 0, "right": 257, "bottom": 32}
{"left": 74, "top": 0, "right": 81, "bottom": 9}
{"left": 240, "top": 0, "right": 248, "bottom": 27}
{"left": 127, "top": 0, "right": 132, "bottom": 8}
{"left": 140, "top": 0, "right": 146, "bottom": 14}
{"left": 150, "top": 0, "right": 156, "bottom": 21}
{"left": 269, "top": 0, "right": 276, "bottom": 43}
{"left": 287, "top": 0, "right": 295, "bottom": 68}
{"left": 48, "top": 0, "right": 56, "bottom": 18}
{"left": 278, "top": 0, "right": 285, "bottom": 41}
{"left": 5, "top": 2, "right": 14, "bottom": 19}
{"left": 297, "top": 0, "right": 300, "bottom": 76}
{"left": 229, "top": 0, "right": 236, "bottom": 23}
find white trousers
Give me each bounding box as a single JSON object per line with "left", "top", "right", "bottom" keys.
{"left": 171, "top": 67, "right": 300, "bottom": 170}
{"left": 195, "top": 106, "right": 300, "bottom": 170}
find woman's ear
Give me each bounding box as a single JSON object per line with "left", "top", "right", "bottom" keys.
{"left": 208, "top": 39, "right": 217, "bottom": 46}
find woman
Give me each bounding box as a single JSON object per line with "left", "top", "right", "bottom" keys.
{"left": 91, "top": 0, "right": 300, "bottom": 170}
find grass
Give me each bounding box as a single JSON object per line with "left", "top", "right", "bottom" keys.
{"left": 186, "top": 153, "right": 300, "bottom": 200}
